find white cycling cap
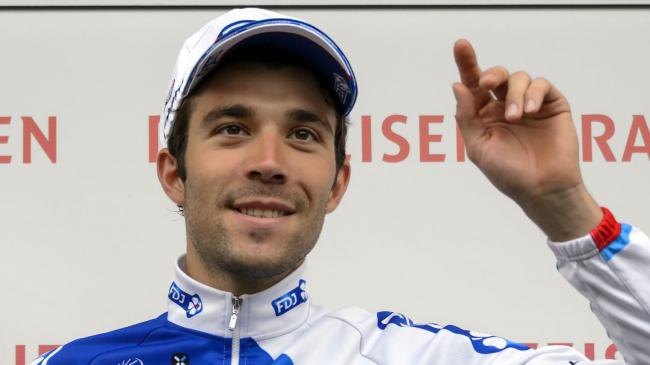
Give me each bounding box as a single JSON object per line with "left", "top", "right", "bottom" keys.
{"left": 160, "top": 7, "right": 358, "bottom": 149}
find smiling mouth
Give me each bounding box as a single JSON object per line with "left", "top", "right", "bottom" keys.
{"left": 237, "top": 208, "right": 288, "bottom": 219}
{"left": 231, "top": 198, "right": 297, "bottom": 219}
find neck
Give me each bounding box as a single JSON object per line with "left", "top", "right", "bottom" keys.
{"left": 185, "top": 243, "right": 299, "bottom": 296}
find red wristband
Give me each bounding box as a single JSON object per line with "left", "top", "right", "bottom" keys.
{"left": 590, "top": 207, "right": 622, "bottom": 252}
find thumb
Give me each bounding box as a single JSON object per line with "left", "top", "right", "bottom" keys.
{"left": 452, "top": 82, "right": 481, "bottom": 143}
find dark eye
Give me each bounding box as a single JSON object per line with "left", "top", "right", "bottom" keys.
{"left": 289, "top": 128, "right": 318, "bottom": 141}
{"left": 217, "top": 124, "right": 246, "bottom": 136}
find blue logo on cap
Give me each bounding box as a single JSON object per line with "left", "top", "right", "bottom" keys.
{"left": 272, "top": 279, "right": 307, "bottom": 316}
{"left": 168, "top": 282, "right": 203, "bottom": 318}
{"left": 332, "top": 72, "right": 350, "bottom": 105}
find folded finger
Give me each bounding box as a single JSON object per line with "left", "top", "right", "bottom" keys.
{"left": 524, "top": 77, "right": 552, "bottom": 114}
{"left": 479, "top": 66, "right": 510, "bottom": 100}
{"left": 505, "top": 71, "right": 532, "bottom": 121}
{"left": 524, "top": 77, "right": 567, "bottom": 114}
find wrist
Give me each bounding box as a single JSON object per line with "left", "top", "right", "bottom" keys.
{"left": 521, "top": 184, "right": 603, "bottom": 242}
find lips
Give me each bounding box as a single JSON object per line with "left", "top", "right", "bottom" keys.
{"left": 239, "top": 208, "right": 287, "bottom": 218}
{"left": 231, "top": 199, "right": 296, "bottom": 219}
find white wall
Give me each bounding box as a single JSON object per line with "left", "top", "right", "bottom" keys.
{"left": 2, "top": 1, "right": 650, "bottom": 6}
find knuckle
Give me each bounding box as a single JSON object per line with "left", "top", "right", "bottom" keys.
{"left": 533, "top": 77, "right": 549, "bottom": 86}
{"left": 483, "top": 66, "right": 509, "bottom": 78}
{"left": 492, "top": 65, "right": 510, "bottom": 76}
{"left": 512, "top": 70, "right": 531, "bottom": 80}
{"left": 496, "top": 66, "right": 509, "bottom": 75}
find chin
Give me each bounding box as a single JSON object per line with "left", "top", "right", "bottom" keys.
{"left": 238, "top": 239, "right": 311, "bottom": 278}
{"left": 226, "top": 253, "right": 299, "bottom": 279}
{"left": 190, "top": 222, "right": 317, "bottom": 280}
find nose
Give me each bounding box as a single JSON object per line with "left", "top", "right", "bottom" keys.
{"left": 245, "top": 130, "right": 287, "bottom": 184}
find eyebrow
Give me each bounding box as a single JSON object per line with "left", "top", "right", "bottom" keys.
{"left": 201, "top": 104, "right": 252, "bottom": 128}
{"left": 287, "top": 109, "right": 334, "bottom": 136}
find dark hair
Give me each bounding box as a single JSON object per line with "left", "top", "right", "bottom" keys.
{"left": 167, "top": 44, "right": 349, "bottom": 182}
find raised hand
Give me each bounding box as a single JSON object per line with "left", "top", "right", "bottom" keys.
{"left": 452, "top": 39, "right": 602, "bottom": 241}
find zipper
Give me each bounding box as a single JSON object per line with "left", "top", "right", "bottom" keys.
{"left": 228, "top": 296, "right": 241, "bottom": 365}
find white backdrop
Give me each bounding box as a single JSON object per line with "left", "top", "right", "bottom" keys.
{"left": 3, "top": 1, "right": 650, "bottom": 6}
{"left": 2, "top": 6, "right": 649, "bottom": 364}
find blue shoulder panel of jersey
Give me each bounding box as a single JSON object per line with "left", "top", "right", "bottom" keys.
{"left": 35, "top": 313, "right": 293, "bottom": 365}
{"left": 36, "top": 314, "right": 181, "bottom": 365}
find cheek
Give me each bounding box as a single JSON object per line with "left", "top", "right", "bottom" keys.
{"left": 295, "top": 155, "right": 337, "bottom": 200}
{"left": 187, "top": 143, "right": 243, "bottom": 177}
{"left": 184, "top": 152, "right": 239, "bottom": 202}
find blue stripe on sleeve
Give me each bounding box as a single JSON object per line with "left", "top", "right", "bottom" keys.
{"left": 600, "top": 223, "right": 632, "bottom": 262}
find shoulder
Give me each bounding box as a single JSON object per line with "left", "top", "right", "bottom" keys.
{"left": 31, "top": 314, "right": 169, "bottom": 365}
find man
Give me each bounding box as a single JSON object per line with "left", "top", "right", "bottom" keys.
{"left": 33, "top": 7, "right": 649, "bottom": 365}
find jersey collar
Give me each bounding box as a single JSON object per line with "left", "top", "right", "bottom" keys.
{"left": 167, "top": 255, "right": 310, "bottom": 340}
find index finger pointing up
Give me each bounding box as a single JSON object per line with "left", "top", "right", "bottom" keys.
{"left": 454, "top": 39, "right": 482, "bottom": 88}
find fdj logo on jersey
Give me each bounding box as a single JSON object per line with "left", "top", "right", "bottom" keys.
{"left": 168, "top": 282, "right": 203, "bottom": 318}
{"left": 272, "top": 279, "right": 307, "bottom": 316}
{"left": 376, "top": 311, "right": 529, "bottom": 355}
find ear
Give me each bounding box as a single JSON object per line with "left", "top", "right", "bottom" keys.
{"left": 325, "top": 155, "right": 351, "bottom": 214}
{"left": 157, "top": 148, "right": 185, "bottom": 207}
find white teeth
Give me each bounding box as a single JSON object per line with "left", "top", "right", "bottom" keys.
{"left": 239, "top": 208, "right": 286, "bottom": 218}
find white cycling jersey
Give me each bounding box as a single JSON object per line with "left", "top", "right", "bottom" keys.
{"left": 33, "top": 209, "right": 650, "bottom": 365}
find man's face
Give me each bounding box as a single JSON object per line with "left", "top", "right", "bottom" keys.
{"left": 174, "top": 61, "right": 349, "bottom": 279}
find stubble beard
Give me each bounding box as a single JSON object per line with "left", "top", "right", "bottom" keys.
{"left": 184, "top": 179, "right": 327, "bottom": 280}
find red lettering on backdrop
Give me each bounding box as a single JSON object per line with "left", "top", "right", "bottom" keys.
{"left": 584, "top": 343, "right": 595, "bottom": 361}
{"left": 622, "top": 115, "right": 650, "bottom": 161}
{"left": 149, "top": 115, "right": 160, "bottom": 163}
{"left": 581, "top": 114, "right": 616, "bottom": 162}
{"left": 418, "top": 115, "right": 445, "bottom": 162}
{"left": 605, "top": 344, "right": 618, "bottom": 359}
{"left": 39, "top": 345, "right": 59, "bottom": 355}
{"left": 22, "top": 116, "right": 57, "bottom": 163}
{"left": 147, "top": 113, "right": 648, "bottom": 164}
{"left": 14, "top": 345, "right": 62, "bottom": 365}
{"left": 523, "top": 343, "right": 539, "bottom": 349}
{"left": 456, "top": 125, "right": 465, "bottom": 162}
{"left": 15, "top": 345, "right": 25, "bottom": 365}
{"left": 382, "top": 114, "right": 409, "bottom": 163}
{"left": 0, "top": 116, "right": 10, "bottom": 164}
{"left": 361, "top": 115, "right": 372, "bottom": 162}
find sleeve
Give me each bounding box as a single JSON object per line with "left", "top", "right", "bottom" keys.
{"left": 547, "top": 207, "right": 650, "bottom": 365}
